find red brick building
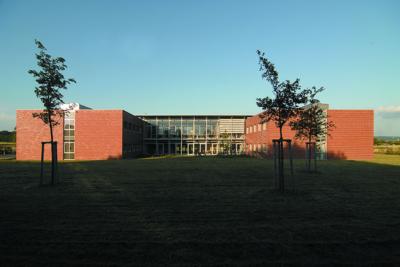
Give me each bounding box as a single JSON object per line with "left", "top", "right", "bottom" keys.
{"left": 16, "top": 103, "right": 374, "bottom": 160}
{"left": 17, "top": 104, "right": 144, "bottom": 160}
{"left": 245, "top": 109, "right": 374, "bottom": 160}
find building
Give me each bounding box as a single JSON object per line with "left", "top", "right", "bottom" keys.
{"left": 16, "top": 103, "right": 374, "bottom": 160}
{"left": 17, "top": 104, "right": 144, "bottom": 160}
{"left": 138, "top": 115, "right": 252, "bottom": 156}
{"left": 245, "top": 105, "right": 374, "bottom": 159}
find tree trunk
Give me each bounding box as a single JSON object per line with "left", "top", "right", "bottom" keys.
{"left": 308, "top": 138, "right": 311, "bottom": 172}
{"left": 279, "top": 140, "right": 284, "bottom": 191}
{"left": 48, "top": 111, "right": 55, "bottom": 185}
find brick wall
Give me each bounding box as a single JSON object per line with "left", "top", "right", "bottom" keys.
{"left": 245, "top": 114, "right": 308, "bottom": 159}
{"left": 245, "top": 110, "right": 374, "bottom": 160}
{"left": 244, "top": 115, "right": 268, "bottom": 158}
{"left": 16, "top": 110, "right": 64, "bottom": 160}
{"left": 266, "top": 119, "right": 308, "bottom": 160}
{"left": 75, "top": 110, "right": 123, "bottom": 160}
{"left": 327, "top": 110, "right": 374, "bottom": 159}
{"left": 122, "top": 111, "right": 144, "bottom": 159}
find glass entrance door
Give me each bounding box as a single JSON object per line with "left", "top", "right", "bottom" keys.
{"left": 182, "top": 144, "right": 187, "bottom": 155}
{"left": 188, "top": 144, "right": 194, "bottom": 155}
{"left": 212, "top": 143, "right": 218, "bottom": 155}
{"left": 200, "top": 144, "right": 206, "bottom": 155}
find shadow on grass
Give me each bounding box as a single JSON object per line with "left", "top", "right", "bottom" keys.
{"left": 0, "top": 154, "right": 399, "bottom": 265}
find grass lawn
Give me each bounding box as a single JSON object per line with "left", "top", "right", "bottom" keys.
{"left": 1, "top": 154, "right": 400, "bottom": 266}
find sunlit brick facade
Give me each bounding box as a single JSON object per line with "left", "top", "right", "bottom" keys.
{"left": 16, "top": 103, "right": 374, "bottom": 160}
{"left": 17, "top": 105, "right": 144, "bottom": 160}
{"left": 244, "top": 109, "right": 374, "bottom": 160}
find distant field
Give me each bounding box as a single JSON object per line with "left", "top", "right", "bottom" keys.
{"left": 374, "top": 145, "right": 400, "bottom": 148}
{"left": 0, "top": 155, "right": 399, "bottom": 265}
{"left": 375, "top": 136, "right": 400, "bottom": 141}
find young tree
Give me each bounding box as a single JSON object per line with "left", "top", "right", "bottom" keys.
{"left": 290, "top": 87, "right": 335, "bottom": 171}
{"left": 222, "top": 130, "right": 232, "bottom": 155}
{"left": 28, "top": 39, "right": 76, "bottom": 184}
{"left": 29, "top": 40, "right": 76, "bottom": 142}
{"left": 220, "top": 130, "right": 230, "bottom": 155}
{"left": 256, "top": 50, "right": 308, "bottom": 191}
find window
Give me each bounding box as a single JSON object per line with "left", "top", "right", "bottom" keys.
{"left": 258, "top": 144, "right": 261, "bottom": 152}
{"left": 64, "top": 111, "right": 75, "bottom": 160}
{"left": 263, "top": 143, "right": 267, "bottom": 152}
{"left": 254, "top": 124, "right": 257, "bottom": 132}
{"left": 246, "top": 127, "right": 249, "bottom": 134}
{"left": 253, "top": 144, "right": 257, "bottom": 152}
{"left": 263, "top": 122, "right": 266, "bottom": 130}
{"left": 250, "top": 126, "right": 252, "bottom": 133}
{"left": 124, "top": 144, "right": 127, "bottom": 152}
{"left": 249, "top": 144, "right": 252, "bottom": 151}
{"left": 124, "top": 121, "right": 128, "bottom": 130}
{"left": 246, "top": 144, "right": 249, "bottom": 151}
{"left": 258, "top": 124, "right": 261, "bottom": 131}
{"left": 129, "top": 123, "right": 132, "bottom": 131}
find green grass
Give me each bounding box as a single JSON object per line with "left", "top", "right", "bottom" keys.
{"left": 374, "top": 145, "right": 400, "bottom": 149}
{"left": 1, "top": 155, "right": 400, "bottom": 266}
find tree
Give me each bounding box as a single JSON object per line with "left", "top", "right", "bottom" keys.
{"left": 28, "top": 40, "right": 76, "bottom": 142}
{"left": 256, "top": 50, "right": 308, "bottom": 191}
{"left": 290, "top": 87, "right": 335, "bottom": 171}
{"left": 221, "top": 130, "right": 231, "bottom": 155}
{"left": 28, "top": 39, "right": 76, "bottom": 184}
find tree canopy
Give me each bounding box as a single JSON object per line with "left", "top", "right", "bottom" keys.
{"left": 256, "top": 50, "right": 308, "bottom": 139}
{"left": 0, "top": 130, "right": 16, "bottom": 142}
{"left": 290, "top": 87, "right": 335, "bottom": 143}
{"left": 28, "top": 39, "right": 76, "bottom": 142}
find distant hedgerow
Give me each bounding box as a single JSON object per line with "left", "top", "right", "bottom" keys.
{"left": 385, "top": 148, "right": 400, "bottom": 155}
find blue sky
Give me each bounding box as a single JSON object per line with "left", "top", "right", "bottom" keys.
{"left": 1, "top": 0, "right": 399, "bottom": 135}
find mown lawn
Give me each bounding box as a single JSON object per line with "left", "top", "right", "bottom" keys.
{"left": 0, "top": 154, "right": 399, "bottom": 266}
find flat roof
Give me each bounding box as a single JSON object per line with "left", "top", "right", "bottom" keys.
{"left": 136, "top": 115, "right": 253, "bottom": 117}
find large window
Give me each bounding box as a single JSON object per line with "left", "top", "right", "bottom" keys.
{"left": 64, "top": 111, "right": 75, "bottom": 160}
{"left": 140, "top": 116, "right": 246, "bottom": 156}
{"left": 207, "top": 119, "right": 218, "bottom": 138}
{"left": 316, "top": 110, "right": 328, "bottom": 159}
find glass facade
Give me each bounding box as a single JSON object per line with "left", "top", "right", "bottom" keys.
{"left": 316, "top": 110, "right": 328, "bottom": 159}
{"left": 63, "top": 111, "right": 75, "bottom": 160}
{"left": 139, "top": 115, "right": 250, "bottom": 156}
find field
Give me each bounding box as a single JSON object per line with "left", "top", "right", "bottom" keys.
{"left": 1, "top": 155, "right": 400, "bottom": 266}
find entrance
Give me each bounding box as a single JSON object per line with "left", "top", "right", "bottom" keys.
{"left": 188, "top": 144, "right": 194, "bottom": 155}
{"left": 200, "top": 144, "right": 206, "bottom": 154}
{"left": 195, "top": 143, "right": 206, "bottom": 155}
